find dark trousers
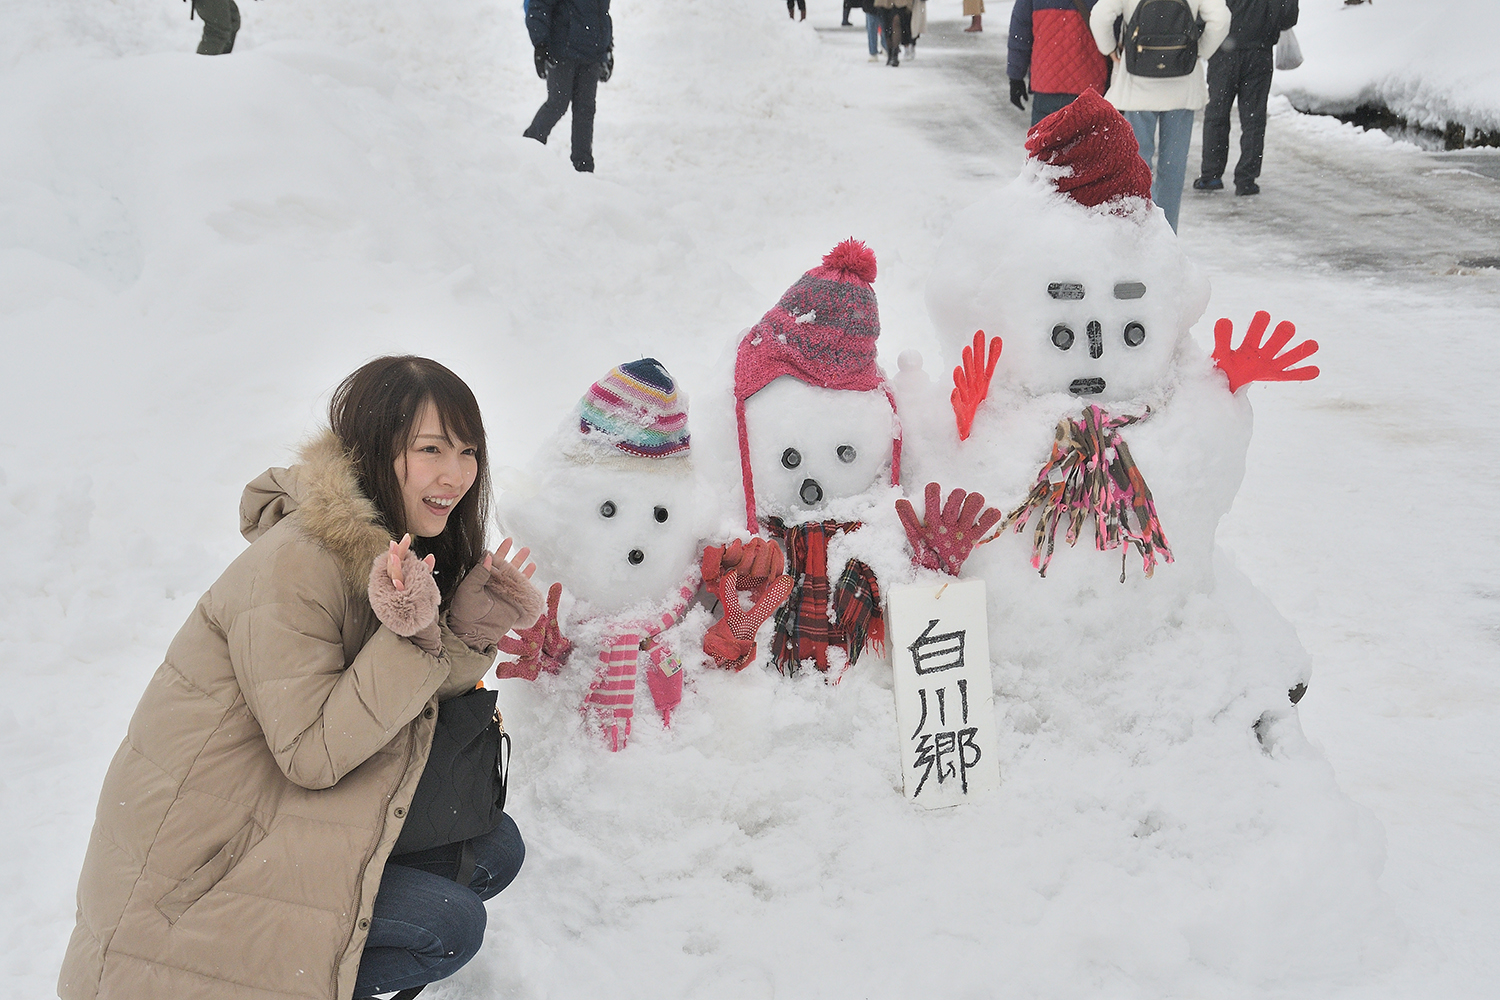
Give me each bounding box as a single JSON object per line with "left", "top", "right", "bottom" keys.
{"left": 524, "top": 60, "right": 600, "bottom": 171}
{"left": 1200, "top": 47, "right": 1275, "bottom": 188}
{"left": 353, "top": 815, "right": 525, "bottom": 998}
{"left": 788, "top": 0, "right": 806, "bottom": 16}
{"left": 193, "top": 0, "right": 240, "bottom": 55}
{"left": 882, "top": 7, "right": 912, "bottom": 60}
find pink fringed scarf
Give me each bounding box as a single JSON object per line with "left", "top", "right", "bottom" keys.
{"left": 582, "top": 573, "right": 700, "bottom": 752}
{"left": 1001, "top": 405, "right": 1172, "bottom": 582}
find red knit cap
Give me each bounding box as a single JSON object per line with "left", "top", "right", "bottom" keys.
{"left": 734, "top": 239, "right": 902, "bottom": 533}
{"left": 1024, "top": 88, "right": 1153, "bottom": 208}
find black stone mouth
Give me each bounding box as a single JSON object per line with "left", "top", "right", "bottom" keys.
{"left": 1069, "top": 378, "right": 1106, "bottom": 395}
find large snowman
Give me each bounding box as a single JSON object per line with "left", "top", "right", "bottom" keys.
{"left": 726, "top": 239, "right": 909, "bottom": 679}
{"left": 917, "top": 90, "right": 1321, "bottom": 748}
{"left": 497, "top": 358, "right": 709, "bottom": 750}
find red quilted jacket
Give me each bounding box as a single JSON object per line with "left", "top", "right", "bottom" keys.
{"left": 1008, "top": 0, "right": 1109, "bottom": 96}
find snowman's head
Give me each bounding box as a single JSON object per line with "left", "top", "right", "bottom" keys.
{"left": 927, "top": 92, "right": 1210, "bottom": 404}
{"left": 743, "top": 376, "right": 897, "bottom": 522}
{"left": 499, "top": 358, "right": 704, "bottom": 616}
{"left": 733, "top": 239, "right": 901, "bottom": 531}
{"left": 532, "top": 460, "right": 701, "bottom": 614}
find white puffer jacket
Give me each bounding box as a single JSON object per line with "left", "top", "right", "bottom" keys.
{"left": 1090, "top": 0, "right": 1231, "bottom": 111}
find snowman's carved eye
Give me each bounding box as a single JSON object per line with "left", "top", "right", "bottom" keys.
{"left": 653, "top": 506, "right": 669, "bottom": 523}
{"left": 837, "top": 445, "right": 857, "bottom": 464}
{"left": 781, "top": 448, "right": 802, "bottom": 469}
{"left": 1123, "top": 322, "right": 1146, "bottom": 347}
{"left": 1051, "top": 324, "right": 1075, "bottom": 350}
{"left": 599, "top": 500, "right": 617, "bottom": 518}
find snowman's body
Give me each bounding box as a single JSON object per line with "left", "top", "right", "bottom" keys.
{"left": 498, "top": 359, "right": 710, "bottom": 749}
{"left": 918, "top": 168, "right": 1309, "bottom": 745}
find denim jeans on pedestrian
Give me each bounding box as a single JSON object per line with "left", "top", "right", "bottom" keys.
{"left": 1122, "top": 108, "right": 1195, "bottom": 232}
{"left": 866, "top": 12, "right": 881, "bottom": 56}
{"left": 352, "top": 814, "right": 525, "bottom": 999}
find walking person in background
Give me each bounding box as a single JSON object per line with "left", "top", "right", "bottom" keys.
{"left": 1193, "top": 0, "right": 1300, "bottom": 195}
{"left": 864, "top": 0, "right": 884, "bottom": 61}
{"left": 907, "top": 0, "right": 927, "bottom": 60}
{"left": 875, "top": 0, "right": 914, "bottom": 66}
{"left": 524, "top": 0, "right": 613, "bottom": 173}
{"left": 787, "top": 0, "right": 807, "bottom": 20}
{"left": 1008, "top": 0, "right": 1110, "bottom": 126}
{"left": 58, "top": 356, "right": 544, "bottom": 1000}
{"left": 191, "top": 0, "right": 240, "bottom": 55}
{"left": 964, "top": 0, "right": 985, "bottom": 32}
{"left": 1090, "top": 0, "right": 1231, "bottom": 232}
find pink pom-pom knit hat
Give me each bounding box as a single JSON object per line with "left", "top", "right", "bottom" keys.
{"left": 734, "top": 239, "right": 902, "bottom": 533}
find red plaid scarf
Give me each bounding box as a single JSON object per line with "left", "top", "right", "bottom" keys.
{"left": 1002, "top": 405, "right": 1172, "bottom": 582}
{"left": 767, "top": 518, "right": 884, "bottom": 676}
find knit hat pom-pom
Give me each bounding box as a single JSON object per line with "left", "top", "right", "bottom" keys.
{"left": 822, "top": 239, "right": 878, "bottom": 284}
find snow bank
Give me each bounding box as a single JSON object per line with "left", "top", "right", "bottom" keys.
{"left": 1275, "top": 0, "right": 1500, "bottom": 134}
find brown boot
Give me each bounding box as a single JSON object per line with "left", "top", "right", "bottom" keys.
{"left": 964, "top": 15, "right": 982, "bottom": 32}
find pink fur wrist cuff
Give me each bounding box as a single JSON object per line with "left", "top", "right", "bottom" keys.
{"left": 368, "top": 551, "right": 441, "bottom": 636}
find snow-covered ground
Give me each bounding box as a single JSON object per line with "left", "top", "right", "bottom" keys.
{"left": 3, "top": 1, "right": 1497, "bottom": 998}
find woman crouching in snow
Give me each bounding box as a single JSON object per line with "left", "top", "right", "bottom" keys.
{"left": 59, "top": 356, "right": 544, "bottom": 1000}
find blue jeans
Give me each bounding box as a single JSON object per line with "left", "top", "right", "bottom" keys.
{"left": 353, "top": 815, "right": 525, "bottom": 998}
{"left": 866, "top": 11, "right": 881, "bottom": 55}
{"left": 1122, "top": 108, "right": 1195, "bottom": 232}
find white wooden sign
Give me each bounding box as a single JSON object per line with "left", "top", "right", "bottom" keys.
{"left": 887, "top": 579, "right": 1000, "bottom": 808}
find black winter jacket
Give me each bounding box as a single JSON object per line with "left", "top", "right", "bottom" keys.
{"left": 527, "top": 0, "right": 612, "bottom": 63}
{"left": 1221, "top": 0, "right": 1298, "bottom": 51}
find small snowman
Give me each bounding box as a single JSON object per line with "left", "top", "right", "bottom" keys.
{"left": 497, "top": 358, "right": 706, "bottom": 751}
{"left": 920, "top": 90, "right": 1320, "bottom": 740}
{"left": 727, "top": 239, "right": 905, "bottom": 678}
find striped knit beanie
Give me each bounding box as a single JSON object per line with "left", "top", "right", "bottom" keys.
{"left": 577, "top": 358, "right": 690, "bottom": 459}
{"left": 734, "top": 239, "right": 901, "bottom": 533}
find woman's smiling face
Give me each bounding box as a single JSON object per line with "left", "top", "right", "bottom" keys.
{"left": 395, "top": 400, "right": 478, "bottom": 537}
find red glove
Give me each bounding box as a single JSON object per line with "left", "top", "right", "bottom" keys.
{"left": 951, "top": 330, "right": 1002, "bottom": 441}
{"left": 495, "top": 582, "right": 573, "bottom": 681}
{"left": 1212, "top": 311, "right": 1320, "bottom": 393}
{"left": 703, "top": 570, "right": 794, "bottom": 671}
{"left": 701, "top": 538, "right": 784, "bottom": 595}
{"left": 896, "top": 482, "right": 1004, "bottom": 576}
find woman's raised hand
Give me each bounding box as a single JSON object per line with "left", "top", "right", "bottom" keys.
{"left": 387, "top": 533, "right": 437, "bottom": 592}
{"left": 488, "top": 537, "right": 537, "bottom": 580}
{"left": 447, "top": 537, "right": 545, "bottom": 653}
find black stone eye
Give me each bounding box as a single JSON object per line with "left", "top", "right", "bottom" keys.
{"left": 599, "top": 500, "right": 616, "bottom": 518}
{"left": 1051, "top": 324, "right": 1075, "bottom": 350}
{"left": 1123, "top": 322, "right": 1146, "bottom": 347}
{"left": 781, "top": 448, "right": 801, "bottom": 469}
{"left": 653, "top": 506, "right": 669, "bottom": 523}
{"left": 837, "top": 445, "right": 857, "bottom": 464}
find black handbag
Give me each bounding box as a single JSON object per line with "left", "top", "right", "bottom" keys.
{"left": 392, "top": 686, "right": 510, "bottom": 859}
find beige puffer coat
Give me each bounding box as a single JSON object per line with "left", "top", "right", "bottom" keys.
{"left": 59, "top": 430, "right": 535, "bottom": 1000}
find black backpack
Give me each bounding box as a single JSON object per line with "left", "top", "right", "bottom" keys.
{"left": 1122, "top": 0, "right": 1202, "bottom": 78}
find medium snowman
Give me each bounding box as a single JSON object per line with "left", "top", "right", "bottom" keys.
{"left": 918, "top": 91, "right": 1321, "bottom": 745}
{"left": 496, "top": 358, "right": 707, "bottom": 751}
{"left": 722, "top": 239, "right": 907, "bottom": 679}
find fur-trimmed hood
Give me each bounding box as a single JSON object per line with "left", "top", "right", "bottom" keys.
{"left": 239, "top": 429, "right": 391, "bottom": 596}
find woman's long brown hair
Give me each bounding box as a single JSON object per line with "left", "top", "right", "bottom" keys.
{"left": 329, "top": 356, "right": 490, "bottom": 606}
